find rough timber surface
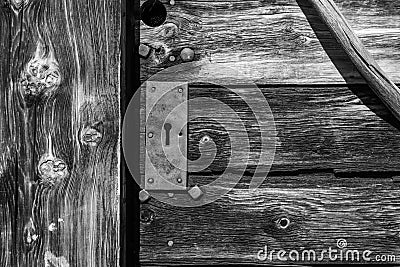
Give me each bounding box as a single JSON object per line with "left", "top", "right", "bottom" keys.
{"left": 140, "top": 0, "right": 400, "bottom": 84}
{"left": 140, "top": 174, "right": 400, "bottom": 265}
{"left": 140, "top": 84, "right": 400, "bottom": 174}
{"left": 139, "top": 0, "right": 400, "bottom": 266}
{"left": 0, "top": 0, "right": 120, "bottom": 266}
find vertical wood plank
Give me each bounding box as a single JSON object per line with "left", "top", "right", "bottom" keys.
{"left": 0, "top": 3, "right": 17, "bottom": 266}
{"left": 0, "top": 0, "right": 121, "bottom": 266}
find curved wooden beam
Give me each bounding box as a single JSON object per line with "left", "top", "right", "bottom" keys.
{"left": 308, "top": 0, "right": 400, "bottom": 121}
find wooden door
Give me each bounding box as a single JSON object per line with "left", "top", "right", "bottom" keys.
{"left": 0, "top": 0, "right": 121, "bottom": 266}
{"left": 139, "top": 0, "right": 400, "bottom": 265}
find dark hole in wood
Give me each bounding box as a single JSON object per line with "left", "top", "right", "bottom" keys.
{"left": 140, "top": 0, "right": 167, "bottom": 27}
{"left": 277, "top": 217, "right": 290, "bottom": 229}
{"left": 140, "top": 208, "right": 155, "bottom": 224}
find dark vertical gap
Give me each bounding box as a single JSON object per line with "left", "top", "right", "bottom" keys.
{"left": 121, "top": 0, "right": 140, "bottom": 266}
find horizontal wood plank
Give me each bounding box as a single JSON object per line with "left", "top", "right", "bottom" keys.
{"left": 141, "top": 84, "right": 400, "bottom": 173}
{"left": 140, "top": 0, "right": 400, "bottom": 84}
{"left": 140, "top": 173, "right": 400, "bottom": 265}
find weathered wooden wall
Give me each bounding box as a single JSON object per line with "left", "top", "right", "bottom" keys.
{"left": 0, "top": 0, "right": 120, "bottom": 266}
{"left": 139, "top": 0, "right": 400, "bottom": 265}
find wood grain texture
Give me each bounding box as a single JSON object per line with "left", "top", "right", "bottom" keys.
{"left": 0, "top": 0, "right": 120, "bottom": 266}
{"left": 140, "top": 0, "right": 400, "bottom": 84}
{"left": 308, "top": 0, "right": 400, "bottom": 124}
{"left": 140, "top": 173, "right": 400, "bottom": 265}
{"left": 140, "top": 84, "right": 400, "bottom": 174}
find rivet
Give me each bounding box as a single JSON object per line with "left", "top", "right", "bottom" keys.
{"left": 151, "top": 87, "right": 156, "bottom": 92}
{"left": 180, "top": 48, "right": 195, "bottom": 62}
{"left": 169, "top": 55, "right": 176, "bottom": 62}
{"left": 148, "top": 178, "right": 154, "bottom": 184}
{"left": 188, "top": 185, "right": 203, "bottom": 200}
{"left": 168, "top": 240, "right": 174, "bottom": 247}
{"left": 200, "top": 135, "right": 211, "bottom": 144}
{"left": 138, "top": 43, "right": 151, "bottom": 58}
{"left": 139, "top": 189, "right": 151, "bottom": 203}
{"left": 177, "top": 178, "right": 182, "bottom": 183}
{"left": 148, "top": 132, "right": 154, "bottom": 138}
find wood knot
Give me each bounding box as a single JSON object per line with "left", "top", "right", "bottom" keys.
{"left": 152, "top": 42, "right": 170, "bottom": 64}
{"left": 284, "top": 24, "right": 294, "bottom": 33}
{"left": 294, "top": 35, "right": 312, "bottom": 46}
{"left": 45, "top": 251, "right": 70, "bottom": 267}
{"left": 23, "top": 219, "right": 38, "bottom": 250}
{"left": 9, "top": 0, "right": 29, "bottom": 12}
{"left": 276, "top": 217, "right": 290, "bottom": 230}
{"left": 38, "top": 155, "right": 68, "bottom": 186}
{"left": 262, "top": 207, "right": 301, "bottom": 237}
{"left": 140, "top": 207, "right": 155, "bottom": 224}
{"left": 80, "top": 125, "right": 102, "bottom": 146}
{"left": 20, "top": 42, "right": 61, "bottom": 102}
{"left": 160, "top": 23, "right": 179, "bottom": 39}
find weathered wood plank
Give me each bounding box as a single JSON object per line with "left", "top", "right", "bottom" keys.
{"left": 141, "top": 84, "right": 400, "bottom": 173}
{"left": 0, "top": 0, "right": 121, "bottom": 266}
{"left": 140, "top": 0, "right": 400, "bottom": 84}
{"left": 0, "top": 5, "right": 18, "bottom": 266}
{"left": 0, "top": 1, "right": 36, "bottom": 266}
{"left": 140, "top": 173, "right": 400, "bottom": 265}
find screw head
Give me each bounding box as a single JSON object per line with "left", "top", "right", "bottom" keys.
{"left": 188, "top": 185, "right": 203, "bottom": 200}
{"left": 151, "top": 87, "right": 156, "bottom": 92}
{"left": 200, "top": 135, "right": 211, "bottom": 144}
{"left": 180, "top": 48, "right": 195, "bottom": 62}
{"left": 138, "top": 44, "right": 151, "bottom": 58}
{"left": 177, "top": 87, "right": 183, "bottom": 93}
{"left": 169, "top": 55, "right": 176, "bottom": 62}
{"left": 177, "top": 178, "right": 183, "bottom": 183}
{"left": 148, "top": 178, "right": 154, "bottom": 184}
{"left": 148, "top": 132, "right": 154, "bottom": 138}
{"left": 139, "top": 189, "right": 151, "bottom": 203}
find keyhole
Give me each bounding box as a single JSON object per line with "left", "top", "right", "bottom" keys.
{"left": 164, "top": 123, "right": 172, "bottom": 146}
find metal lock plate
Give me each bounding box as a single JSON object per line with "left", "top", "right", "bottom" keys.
{"left": 145, "top": 81, "right": 188, "bottom": 191}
